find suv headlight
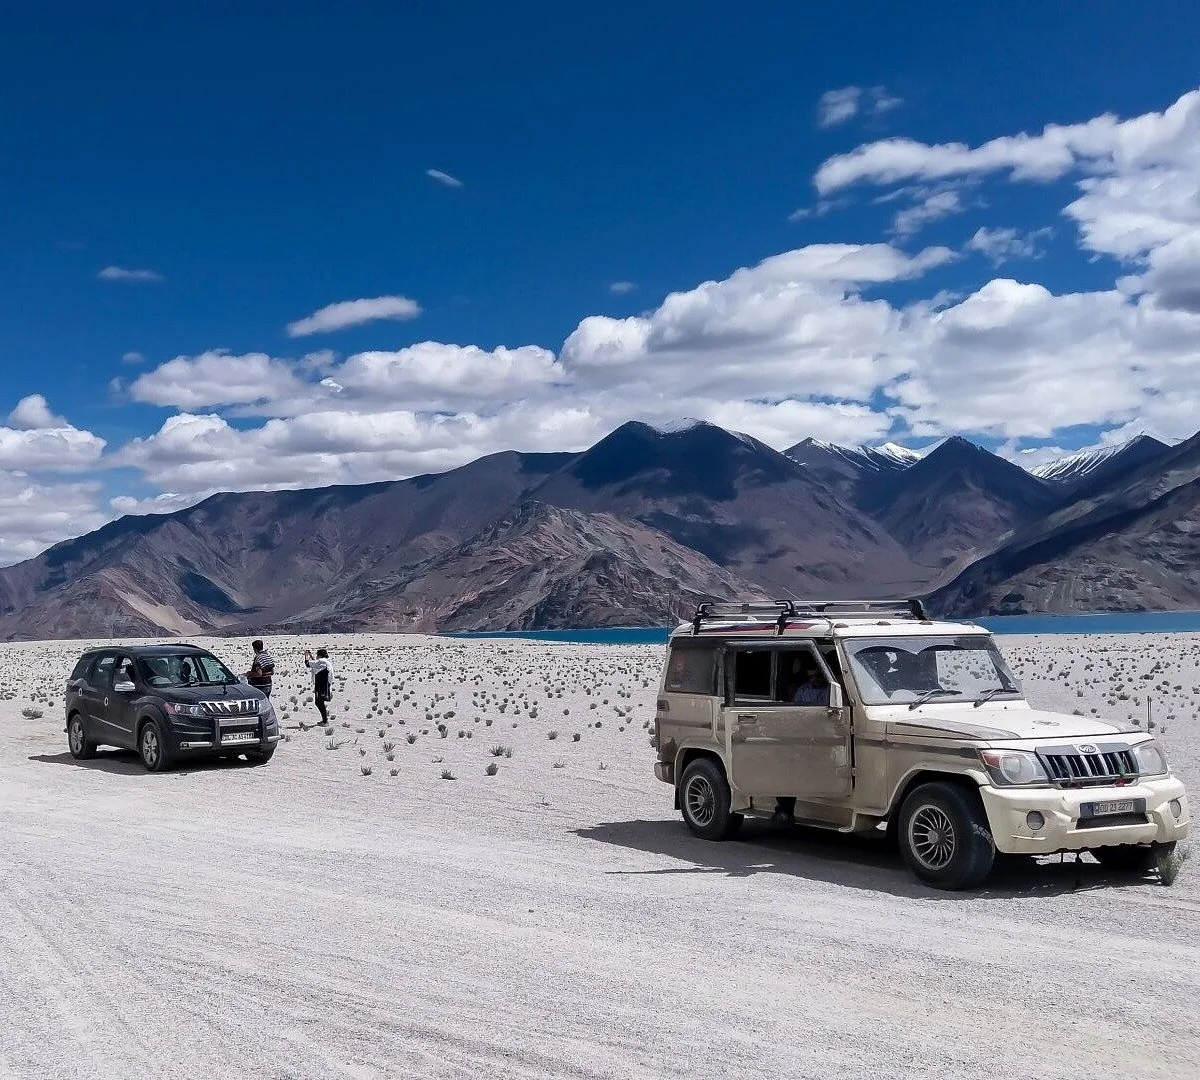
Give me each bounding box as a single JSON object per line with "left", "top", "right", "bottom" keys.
{"left": 1132, "top": 740, "right": 1169, "bottom": 777}
{"left": 166, "top": 702, "right": 207, "bottom": 719}
{"left": 980, "top": 749, "right": 1050, "bottom": 786}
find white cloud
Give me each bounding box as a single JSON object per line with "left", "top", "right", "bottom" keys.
{"left": 966, "top": 226, "right": 1054, "bottom": 265}
{"left": 817, "top": 86, "right": 902, "bottom": 129}
{"left": 122, "top": 351, "right": 146, "bottom": 365}
{"left": 8, "top": 394, "right": 65, "bottom": 430}
{"left": 0, "top": 473, "right": 109, "bottom": 566}
{"left": 891, "top": 189, "right": 964, "bottom": 237}
{"left": 426, "top": 168, "right": 463, "bottom": 188}
{"left": 130, "top": 350, "right": 315, "bottom": 409}
{"left": 815, "top": 88, "right": 1200, "bottom": 194}
{"left": 608, "top": 281, "right": 637, "bottom": 294}
{"left": 818, "top": 87, "right": 863, "bottom": 128}
{"left": 286, "top": 295, "right": 422, "bottom": 337}
{"left": 97, "top": 266, "right": 164, "bottom": 282}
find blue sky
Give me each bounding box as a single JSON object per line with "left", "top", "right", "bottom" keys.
{"left": 2, "top": 2, "right": 1200, "bottom": 562}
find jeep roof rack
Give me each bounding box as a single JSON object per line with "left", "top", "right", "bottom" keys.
{"left": 689, "top": 598, "right": 928, "bottom": 636}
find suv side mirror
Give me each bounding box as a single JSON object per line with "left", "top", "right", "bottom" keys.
{"left": 828, "top": 683, "right": 844, "bottom": 710}
{"left": 114, "top": 680, "right": 136, "bottom": 693}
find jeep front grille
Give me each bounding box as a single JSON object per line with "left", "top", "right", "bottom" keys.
{"left": 1040, "top": 747, "right": 1137, "bottom": 786}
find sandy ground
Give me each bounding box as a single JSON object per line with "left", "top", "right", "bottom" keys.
{"left": 2, "top": 631, "right": 1198, "bottom": 1080}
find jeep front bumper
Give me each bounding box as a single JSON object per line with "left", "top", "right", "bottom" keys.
{"left": 980, "top": 776, "right": 1189, "bottom": 855}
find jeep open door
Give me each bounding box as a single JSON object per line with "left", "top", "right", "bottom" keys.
{"left": 722, "top": 643, "right": 852, "bottom": 801}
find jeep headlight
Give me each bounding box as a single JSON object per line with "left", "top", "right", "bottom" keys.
{"left": 1132, "top": 740, "right": 1169, "bottom": 777}
{"left": 980, "top": 749, "right": 1049, "bottom": 786}
{"left": 165, "top": 701, "right": 207, "bottom": 719}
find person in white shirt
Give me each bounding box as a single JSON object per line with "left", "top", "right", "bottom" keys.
{"left": 304, "top": 647, "right": 332, "bottom": 727}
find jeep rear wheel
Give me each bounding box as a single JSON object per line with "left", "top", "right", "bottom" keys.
{"left": 67, "top": 713, "right": 96, "bottom": 760}
{"left": 898, "top": 782, "right": 995, "bottom": 890}
{"left": 678, "top": 758, "right": 742, "bottom": 841}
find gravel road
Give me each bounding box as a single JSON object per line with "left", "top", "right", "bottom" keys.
{"left": 2, "top": 634, "right": 1197, "bottom": 1080}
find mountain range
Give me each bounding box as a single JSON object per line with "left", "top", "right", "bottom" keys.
{"left": 0, "top": 421, "right": 1185, "bottom": 638}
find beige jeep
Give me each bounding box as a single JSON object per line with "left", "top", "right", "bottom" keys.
{"left": 652, "top": 600, "right": 1190, "bottom": 889}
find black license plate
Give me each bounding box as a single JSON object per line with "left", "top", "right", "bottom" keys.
{"left": 1081, "top": 798, "right": 1145, "bottom": 818}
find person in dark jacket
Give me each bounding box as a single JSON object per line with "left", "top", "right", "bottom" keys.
{"left": 304, "top": 647, "right": 332, "bottom": 727}
{"left": 245, "top": 639, "right": 275, "bottom": 697}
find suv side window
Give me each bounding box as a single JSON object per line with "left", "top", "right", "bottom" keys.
{"left": 664, "top": 645, "right": 718, "bottom": 694}
{"left": 88, "top": 654, "right": 116, "bottom": 690}
{"left": 70, "top": 655, "right": 95, "bottom": 681}
{"left": 115, "top": 656, "right": 137, "bottom": 686}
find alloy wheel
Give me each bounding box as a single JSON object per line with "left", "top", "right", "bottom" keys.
{"left": 908, "top": 804, "right": 957, "bottom": 870}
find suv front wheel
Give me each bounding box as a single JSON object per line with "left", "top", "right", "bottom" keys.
{"left": 139, "top": 719, "right": 173, "bottom": 773}
{"left": 898, "top": 782, "right": 995, "bottom": 889}
{"left": 678, "top": 758, "right": 743, "bottom": 841}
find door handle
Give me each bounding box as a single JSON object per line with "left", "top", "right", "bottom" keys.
{"left": 737, "top": 713, "right": 758, "bottom": 723}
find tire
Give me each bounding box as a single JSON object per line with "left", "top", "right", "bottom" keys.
{"left": 138, "top": 719, "right": 173, "bottom": 773}
{"left": 678, "top": 758, "right": 742, "bottom": 840}
{"left": 245, "top": 746, "right": 276, "bottom": 765}
{"left": 898, "top": 782, "right": 995, "bottom": 890}
{"left": 1093, "top": 842, "right": 1171, "bottom": 873}
{"left": 67, "top": 713, "right": 96, "bottom": 760}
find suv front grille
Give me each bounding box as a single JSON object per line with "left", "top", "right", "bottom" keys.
{"left": 1039, "top": 746, "right": 1137, "bottom": 787}
{"left": 201, "top": 699, "right": 259, "bottom": 718}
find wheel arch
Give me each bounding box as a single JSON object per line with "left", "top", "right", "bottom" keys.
{"left": 673, "top": 746, "right": 728, "bottom": 810}
{"left": 886, "top": 769, "right": 987, "bottom": 837}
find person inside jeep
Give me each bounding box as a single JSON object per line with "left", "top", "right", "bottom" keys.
{"left": 786, "top": 655, "right": 829, "bottom": 705}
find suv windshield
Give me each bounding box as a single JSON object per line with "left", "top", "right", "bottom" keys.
{"left": 137, "top": 653, "right": 237, "bottom": 688}
{"left": 845, "top": 635, "right": 1020, "bottom": 705}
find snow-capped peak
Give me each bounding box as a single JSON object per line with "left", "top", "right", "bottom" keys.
{"left": 646, "top": 417, "right": 707, "bottom": 436}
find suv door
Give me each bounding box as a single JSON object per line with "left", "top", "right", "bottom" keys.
{"left": 659, "top": 641, "right": 720, "bottom": 755}
{"left": 78, "top": 653, "right": 126, "bottom": 749}
{"left": 723, "top": 643, "right": 852, "bottom": 801}
{"left": 107, "top": 655, "right": 141, "bottom": 747}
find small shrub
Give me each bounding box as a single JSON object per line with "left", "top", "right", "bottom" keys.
{"left": 407, "top": 733, "right": 418, "bottom": 744}
{"left": 572, "top": 732, "right": 581, "bottom": 742}
{"left": 390, "top": 767, "right": 399, "bottom": 776}
{"left": 1158, "top": 844, "right": 1189, "bottom": 886}
{"left": 441, "top": 769, "right": 456, "bottom": 780}
{"left": 360, "top": 764, "right": 373, "bottom": 776}
{"left": 21, "top": 707, "right": 43, "bottom": 720}
{"left": 485, "top": 762, "right": 499, "bottom": 776}
{"left": 548, "top": 730, "right": 559, "bottom": 740}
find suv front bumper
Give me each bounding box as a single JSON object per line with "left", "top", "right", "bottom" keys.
{"left": 980, "top": 776, "right": 1189, "bottom": 854}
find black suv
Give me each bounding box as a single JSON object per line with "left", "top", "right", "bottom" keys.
{"left": 65, "top": 644, "right": 281, "bottom": 772}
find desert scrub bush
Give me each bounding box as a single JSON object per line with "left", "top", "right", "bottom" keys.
{"left": 383, "top": 740, "right": 396, "bottom": 753}
{"left": 407, "top": 733, "right": 418, "bottom": 744}
{"left": 490, "top": 745, "right": 509, "bottom": 757}
{"left": 390, "top": 767, "right": 399, "bottom": 777}
{"left": 21, "top": 707, "right": 43, "bottom": 720}
{"left": 485, "top": 762, "right": 499, "bottom": 776}
{"left": 440, "top": 769, "right": 456, "bottom": 780}
{"left": 548, "top": 730, "right": 559, "bottom": 740}
{"left": 360, "top": 764, "right": 373, "bottom": 776}
{"left": 572, "top": 732, "right": 581, "bottom": 742}
{"left": 326, "top": 737, "right": 344, "bottom": 751}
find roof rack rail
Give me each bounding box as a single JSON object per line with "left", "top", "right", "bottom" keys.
{"left": 690, "top": 597, "right": 928, "bottom": 636}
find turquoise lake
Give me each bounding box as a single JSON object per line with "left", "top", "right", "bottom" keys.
{"left": 448, "top": 610, "right": 1200, "bottom": 645}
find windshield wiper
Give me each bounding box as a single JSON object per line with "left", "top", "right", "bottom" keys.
{"left": 908, "top": 688, "right": 962, "bottom": 710}
{"left": 973, "top": 687, "right": 1011, "bottom": 708}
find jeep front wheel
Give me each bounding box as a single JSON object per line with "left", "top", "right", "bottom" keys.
{"left": 678, "top": 758, "right": 742, "bottom": 841}
{"left": 898, "top": 782, "right": 995, "bottom": 889}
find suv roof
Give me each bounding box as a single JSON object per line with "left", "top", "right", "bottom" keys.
{"left": 670, "top": 598, "right": 986, "bottom": 642}
{"left": 78, "top": 643, "right": 216, "bottom": 657}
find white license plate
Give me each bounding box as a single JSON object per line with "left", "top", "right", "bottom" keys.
{"left": 222, "top": 732, "right": 257, "bottom": 744}
{"left": 1090, "top": 799, "right": 1136, "bottom": 816}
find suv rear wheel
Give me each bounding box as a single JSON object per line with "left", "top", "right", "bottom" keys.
{"left": 678, "top": 758, "right": 742, "bottom": 841}
{"left": 139, "top": 719, "right": 173, "bottom": 773}
{"left": 67, "top": 713, "right": 96, "bottom": 760}
{"left": 898, "top": 782, "right": 995, "bottom": 890}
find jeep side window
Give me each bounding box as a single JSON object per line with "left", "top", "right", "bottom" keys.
{"left": 115, "top": 657, "right": 136, "bottom": 685}
{"left": 665, "top": 646, "right": 717, "bottom": 694}
{"left": 88, "top": 655, "right": 116, "bottom": 690}
{"left": 730, "top": 650, "right": 772, "bottom": 700}
{"left": 776, "top": 648, "right": 829, "bottom": 705}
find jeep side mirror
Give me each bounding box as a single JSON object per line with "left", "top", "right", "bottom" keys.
{"left": 828, "top": 683, "right": 844, "bottom": 710}
{"left": 114, "top": 680, "right": 136, "bottom": 693}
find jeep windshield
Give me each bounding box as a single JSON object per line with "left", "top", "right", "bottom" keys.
{"left": 845, "top": 635, "right": 1021, "bottom": 706}
{"left": 137, "top": 653, "right": 237, "bottom": 688}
